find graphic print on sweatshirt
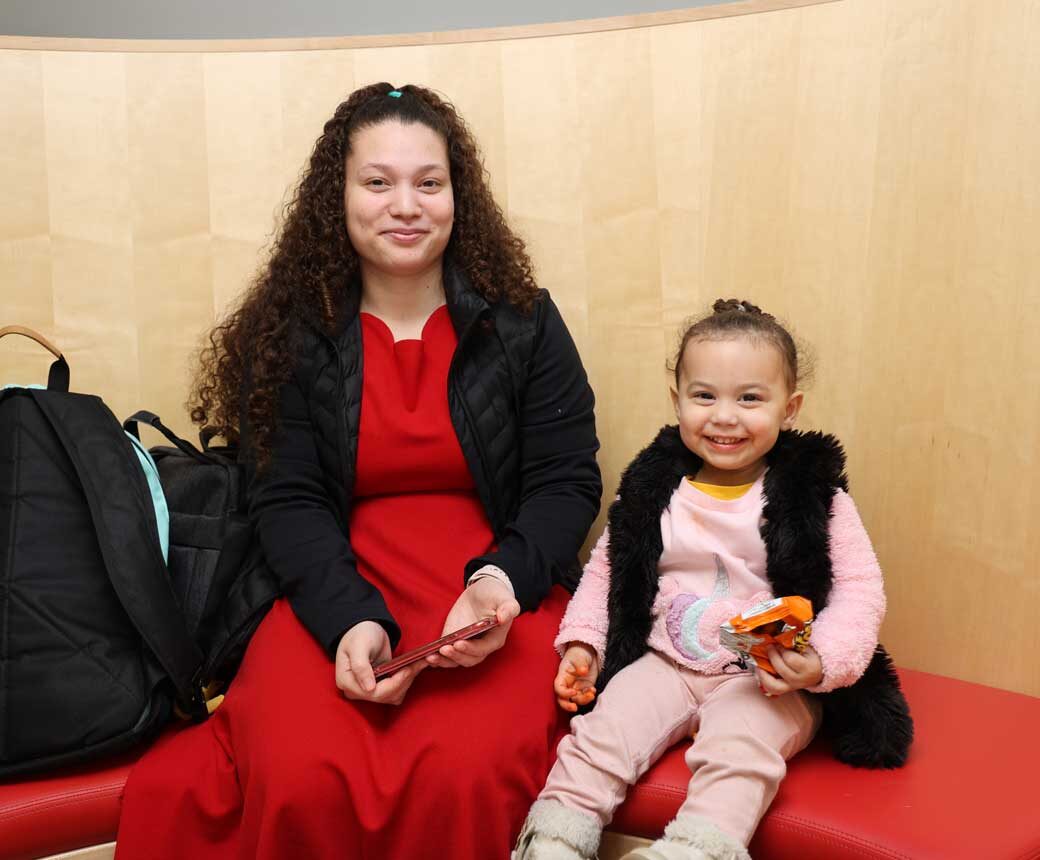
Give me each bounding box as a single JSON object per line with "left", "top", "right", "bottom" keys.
{"left": 660, "top": 553, "right": 768, "bottom": 673}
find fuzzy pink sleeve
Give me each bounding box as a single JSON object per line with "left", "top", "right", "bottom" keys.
{"left": 807, "top": 490, "right": 886, "bottom": 693}
{"left": 554, "top": 527, "right": 612, "bottom": 659}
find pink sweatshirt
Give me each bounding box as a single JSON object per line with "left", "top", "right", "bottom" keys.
{"left": 555, "top": 476, "right": 885, "bottom": 693}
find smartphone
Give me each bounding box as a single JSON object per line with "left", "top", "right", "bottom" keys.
{"left": 372, "top": 616, "right": 501, "bottom": 680}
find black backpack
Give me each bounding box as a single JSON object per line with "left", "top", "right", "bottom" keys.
{"left": 123, "top": 411, "right": 278, "bottom": 694}
{"left": 0, "top": 327, "right": 277, "bottom": 779}
{"left": 1, "top": 328, "right": 207, "bottom": 778}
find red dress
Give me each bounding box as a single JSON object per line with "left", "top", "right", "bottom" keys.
{"left": 117, "top": 306, "right": 569, "bottom": 859}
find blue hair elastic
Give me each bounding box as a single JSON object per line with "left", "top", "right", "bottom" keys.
{"left": 387, "top": 90, "right": 403, "bottom": 98}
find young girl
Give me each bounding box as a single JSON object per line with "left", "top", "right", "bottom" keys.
{"left": 513, "top": 300, "right": 913, "bottom": 860}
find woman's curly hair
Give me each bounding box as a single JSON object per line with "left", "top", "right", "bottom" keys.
{"left": 190, "top": 82, "right": 539, "bottom": 467}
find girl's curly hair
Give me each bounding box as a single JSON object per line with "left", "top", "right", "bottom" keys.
{"left": 190, "top": 83, "right": 539, "bottom": 467}
{"left": 669, "top": 298, "right": 811, "bottom": 391}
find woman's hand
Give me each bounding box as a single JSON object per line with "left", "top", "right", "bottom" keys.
{"left": 425, "top": 577, "right": 520, "bottom": 670}
{"left": 756, "top": 644, "right": 823, "bottom": 697}
{"left": 554, "top": 643, "right": 599, "bottom": 712}
{"left": 335, "top": 620, "right": 426, "bottom": 706}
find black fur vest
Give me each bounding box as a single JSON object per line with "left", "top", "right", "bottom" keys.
{"left": 598, "top": 425, "right": 913, "bottom": 768}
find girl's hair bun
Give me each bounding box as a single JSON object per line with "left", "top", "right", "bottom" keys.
{"left": 712, "top": 298, "right": 768, "bottom": 317}
{"left": 671, "top": 297, "right": 810, "bottom": 390}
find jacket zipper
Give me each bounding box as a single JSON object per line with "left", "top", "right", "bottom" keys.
{"left": 448, "top": 313, "right": 501, "bottom": 538}
{"left": 321, "top": 330, "right": 352, "bottom": 527}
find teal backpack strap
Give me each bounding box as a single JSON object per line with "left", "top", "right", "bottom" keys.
{"left": 125, "top": 432, "right": 170, "bottom": 562}
{"left": 27, "top": 390, "right": 207, "bottom": 718}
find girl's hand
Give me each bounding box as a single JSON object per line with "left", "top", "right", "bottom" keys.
{"left": 554, "top": 643, "right": 599, "bottom": 712}
{"left": 756, "top": 644, "right": 823, "bottom": 697}
{"left": 426, "top": 577, "right": 520, "bottom": 670}
{"left": 335, "top": 620, "right": 426, "bottom": 706}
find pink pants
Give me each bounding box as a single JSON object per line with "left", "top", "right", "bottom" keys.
{"left": 539, "top": 650, "right": 822, "bottom": 846}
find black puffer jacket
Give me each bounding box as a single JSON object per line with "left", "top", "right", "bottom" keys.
{"left": 246, "top": 265, "right": 602, "bottom": 655}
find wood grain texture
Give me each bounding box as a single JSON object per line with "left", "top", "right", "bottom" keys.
{"left": 2, "top": 0, "right": 1037, "bottom": 696}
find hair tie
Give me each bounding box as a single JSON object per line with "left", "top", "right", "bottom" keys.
{"left": 387, "top": 90, "right": 403, "bottom": 98}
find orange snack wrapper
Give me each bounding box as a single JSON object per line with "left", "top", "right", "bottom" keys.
{"left": 719, "top": 596, "right": 813, "bottom": 675}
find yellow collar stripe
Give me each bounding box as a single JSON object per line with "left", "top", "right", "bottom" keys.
{"left": 686, "top": 479, "right": 755, "bottom": 501}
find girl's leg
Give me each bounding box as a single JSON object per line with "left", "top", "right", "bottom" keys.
{"left": 543, "top": 650, "right": 699, "bottom": 824}
{"left": 515, "top": 651, "right": 697, "bottom": 859}
{"left": 676, "top": 673, "right": 821, "bottom": 847}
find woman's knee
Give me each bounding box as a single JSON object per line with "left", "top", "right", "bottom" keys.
{"left": 238, "top": 725, "right": 348, "bottom": 814}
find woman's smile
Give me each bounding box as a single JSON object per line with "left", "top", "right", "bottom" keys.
{"left": 344, "top": 120, "right": 454, "bottom": 280}
{"left": 381, "top": 227, "right": 429, "bottom": 243}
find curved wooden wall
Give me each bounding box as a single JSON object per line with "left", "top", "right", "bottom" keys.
{"left": 2, "top": 0, "right": 1038, "bottom": 696}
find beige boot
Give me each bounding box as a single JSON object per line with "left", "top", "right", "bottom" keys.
{"left": 512, "top": 800, "right": 602, "bottom": 860}
{"left": 620, "top": 816, "right": 750, "bottom": 860}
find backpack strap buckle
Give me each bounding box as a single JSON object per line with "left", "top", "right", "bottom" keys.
{"left": 174, "top": 669, "right": 211, "bottom": 722}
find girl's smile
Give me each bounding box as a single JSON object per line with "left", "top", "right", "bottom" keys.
{"left": 671, "top": 337, "right": 803, "bottom": 486}
{"left": 705, "top": 435, "right": 748, "bottom": 449}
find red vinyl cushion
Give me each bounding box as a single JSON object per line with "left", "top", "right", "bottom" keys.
{"left": 611, "top": 668, "right": 1040, "bottom": 859}
{"left": 1, "top": 670, "right": 1037, "bottom": 860}
{"left": 0, "top": 747, "right": 139, "bottom": 860}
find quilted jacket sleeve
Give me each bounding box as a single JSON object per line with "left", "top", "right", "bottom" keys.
{"left": 465, "top": 294, "right": 602, "bottom": 611}
{"left": 244, "top": 357, "right": 401, "bottom": 656}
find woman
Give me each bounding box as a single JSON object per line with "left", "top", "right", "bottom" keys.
{"left": 116, "top": 83, "right": 601, "bottom": 859}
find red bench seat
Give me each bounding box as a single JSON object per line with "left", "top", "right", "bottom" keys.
{"left": 2, "top": 669, "right": 1038, "bottom": 860}
{"left": 610, "top": 668, "right": 1039, "bottom": 859}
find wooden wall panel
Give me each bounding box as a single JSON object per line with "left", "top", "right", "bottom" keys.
{"left": 126, "top": 54, "right": 212, "bottom": 432}
{"left": 42, "top": 53, "right": 139, "bottom": 417}
{"left": 857, "top": 0, "right": 1040, "bottom": 695}
{"left": 500, "top": 38, "right": 588, "bottom": 353}
{"left": 203, "top": 54, "right": 285, "bottom": 315}
{"left": 576, "top": 28, "right": 670, "bottom": 493}
{"left": 2, "top": 0, "right": 1038, "bottom": 695}
{"left": 428, "top": 43, "right": 510, "bottom": 209}
{"left": 279, "top": 50, "right": 356, "bottom": 192}
{"left": 0, "top": 50, "right": 52, "bottom": 360}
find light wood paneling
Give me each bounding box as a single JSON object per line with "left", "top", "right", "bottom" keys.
{"left": 500, "top": 37, "right": 588, "bottom": 354}
{"left": 42, "top": 53, "right": 138, "bottom": 418}
{"left": 0, "top": 51, "right": 53, "bottom": 356}
{"left": 127, "top": 53, "right": 213, "bottom": 430}
{"left": 2, "top": 0, "right": 1038, "bottom": 696}
{"left": 279, "top": 50, "right": 356, "bottom": 191}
